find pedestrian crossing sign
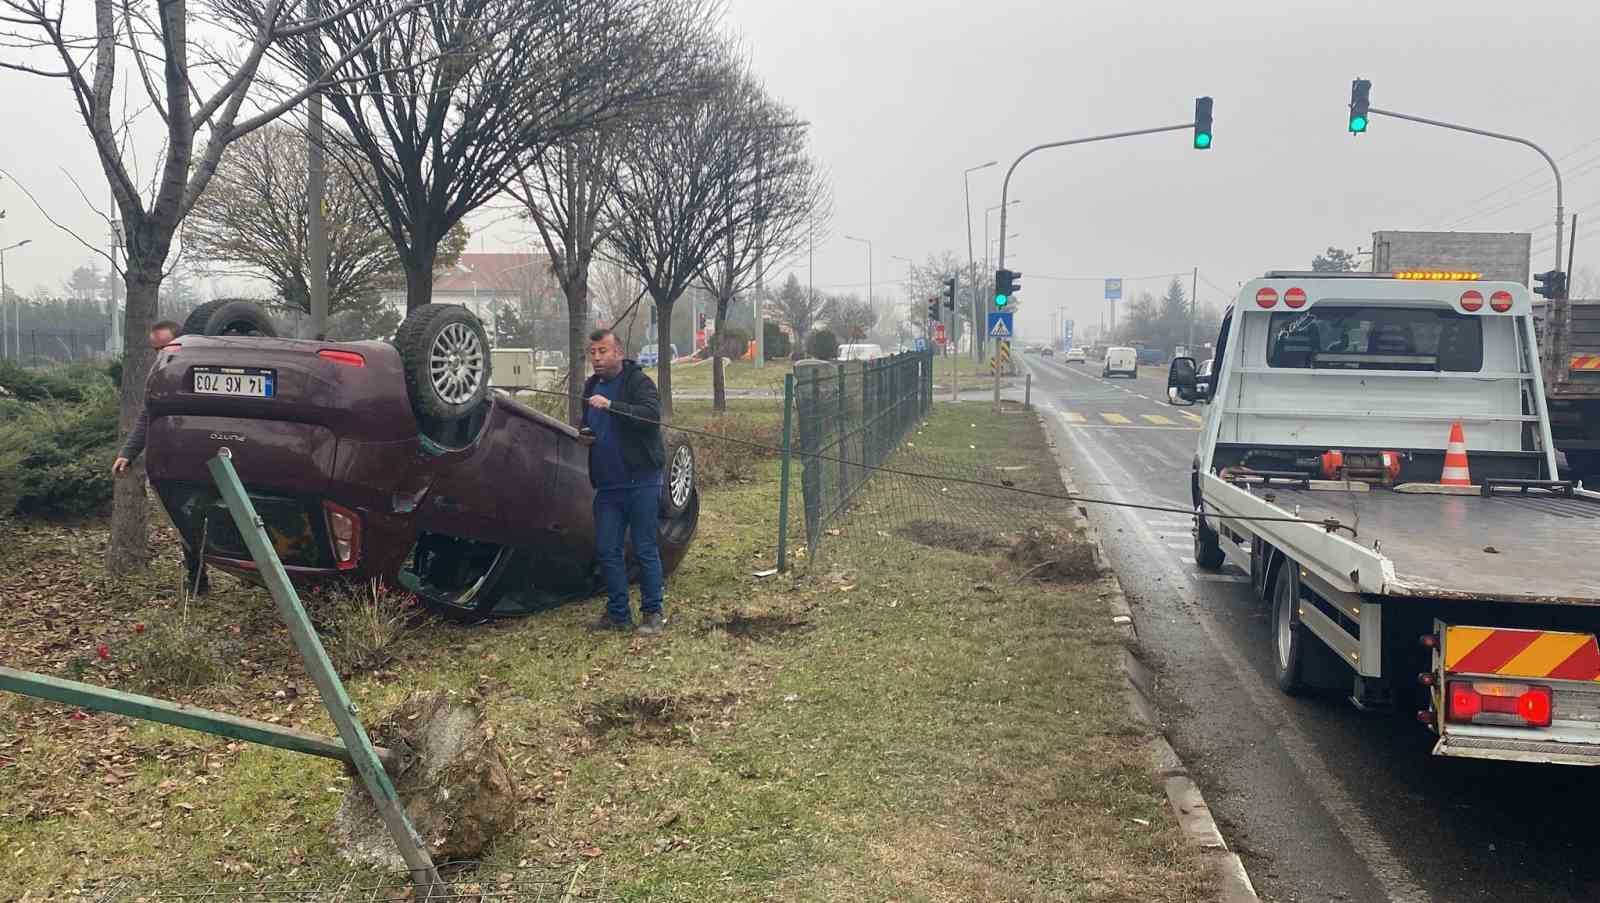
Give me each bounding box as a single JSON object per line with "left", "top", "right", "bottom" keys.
{"left": 987, "top": 312, "right": 1014, "bottom": 338}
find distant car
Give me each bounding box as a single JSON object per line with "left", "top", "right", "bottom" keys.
{"left": 1040, "top": 345, "right": 1055, "bottom": 357}
{"left": 144, "top": 300, "right": 699, "bottom": 623}
{"left": 638, "top": 343, "right": 678, "bottom": 367}
{"left": 1103, "top": 346, "right": 1138, "bottom": 378}
{"left": 837, "top": 343, "right": 884, "bottom": 361}
{"left": 1063, "top": 346, "right": 1087, "bottom": 364}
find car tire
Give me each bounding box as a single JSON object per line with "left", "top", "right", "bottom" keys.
{"left": 660, "top": 430, "right": 696, "bottom": 519}
{"left": 1272, "top": 561, "right": 1312, "bottom": 694}
{"left": 395, "top": 304, "right": 491, "bottom": 424}
{"left": 182, "top": 299, "right": 278, "bottom": 338}
{"left": 1195, "top": 503, "right": 1226, "bottom": 570}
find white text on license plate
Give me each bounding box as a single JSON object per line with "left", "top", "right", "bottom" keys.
{"left": 194, "top": 371, "right": 272, "bottom": 398}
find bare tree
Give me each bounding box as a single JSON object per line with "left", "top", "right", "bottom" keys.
{"left": 767, "top": 272, "right": 823, "bottom": 358}
{"left": 0, "top": 0, "right": 406, "bottom": 574}
{"left": 266, "top": 0, "right": 719, "bottom": 319}
{"left": 693, "top": 64, "right": 824, "bottom": 411}
{"left": 823, "top": 293, "right": 877, "bottom": 342}
{"left": 508, "top": 135, "right": 622, "bottom": 423}
{"left": 183, "top": 124, "right": 468, "bottom": 317}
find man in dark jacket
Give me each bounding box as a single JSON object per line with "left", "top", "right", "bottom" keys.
{"left": 111, "top": 320, "right": 209, "bottom": 595}
{"left": 582, "top": 328, "right": 667, "bottom": 634}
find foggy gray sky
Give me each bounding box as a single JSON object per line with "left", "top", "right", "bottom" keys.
{"left": 2, "top": 0, "right": 1596, "bottom": 343}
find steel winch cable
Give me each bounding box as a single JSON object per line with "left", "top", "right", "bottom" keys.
{"left": 507, "top": 384, "right": 1357, "bottom": 536}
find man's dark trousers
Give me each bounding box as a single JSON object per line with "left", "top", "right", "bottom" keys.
{"left": 594, "top": 484, "right": 664, "bottom": 624}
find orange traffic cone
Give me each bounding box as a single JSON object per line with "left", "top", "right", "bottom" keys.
{"left": 1440, "top": 421, "right": 1472, "bottom": 486}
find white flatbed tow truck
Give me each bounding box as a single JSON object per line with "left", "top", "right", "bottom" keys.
{"left": 1168, "top": 270, "right": 1600, "bottom": 765}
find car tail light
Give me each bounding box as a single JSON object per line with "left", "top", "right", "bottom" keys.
{"left": 1459, "top": 290, "right": 1484, "bottom": 312}
{"left": 1255, "top": 288, "right": 1278, "bottom": 309}
{"left": 323, "top": 501, "right": 361, "bottom": 570}
{"left": 1489, "top": 290, "right": 1513, "bottom": 312}
{"left": 318, "top": 349, "right": 366, "bottom": 367}
{"left": 1446, "top": 680, "right": 1552, "bottom": 728}
{"left": 1284, "top": 287, "right": 1307, "bottom": 309}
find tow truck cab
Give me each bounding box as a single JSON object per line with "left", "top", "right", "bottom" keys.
{"left": 1169, "top": 271, "right": 1600, "bottom": 766}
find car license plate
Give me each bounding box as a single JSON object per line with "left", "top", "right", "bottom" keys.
{"left": 193, "top": 367, "right": 274, "bottom": 398}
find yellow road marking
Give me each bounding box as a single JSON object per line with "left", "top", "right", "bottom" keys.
{"left": 1062, "top": 412, "right": 1087, "bottom": 424}
{"left": 1100, "top": 413, "right": 1132, "bottom": 424}
{"left": 1180, "top": 411, "right": 1203, "bottom": 422}
{"left": 1141, "top": 414, "right": 1175, "bottom": 426}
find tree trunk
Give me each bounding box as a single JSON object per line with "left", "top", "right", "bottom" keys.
{"left": 712, "top": 291, "right": 731, "bottom": 413}
{"left": 105, "top": 262, "right": 164, "bottom": 575}
{"left": 653, "top": 293, "right": 676, "bottom": 419}
{"left": 564, "top": 277, "right": 589, "bottom": 425}
{"left": 403, "top": 246, "right": 437, "bottom": 312}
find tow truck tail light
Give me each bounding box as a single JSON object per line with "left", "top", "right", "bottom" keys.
{"left": 1489, "top": 291, "right": 1513, "bottom": 312}
{"left": 1256, "top": 288, "right": 1278, "bottom": 309}
{"left": 1284, "top": 287, "right": 1307, "bottom": 309}
{"left": 323, "top": 501, "right": 361, "bottom": 570}
{"left": 1459, "top": 290, "right": 1484, "bottom": 312}
{"left": 318, "top": 349, "right": 366, "bottom": 367}
{"left": 1446, "top": 680, "right": 1552, "bottom": 728}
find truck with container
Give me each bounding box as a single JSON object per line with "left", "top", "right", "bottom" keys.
{"left": 1167, "top": 270, "right": 1600, "bottom": 765}
{"left": 1373, "top": 230, "right": 1600, "bottom": 481}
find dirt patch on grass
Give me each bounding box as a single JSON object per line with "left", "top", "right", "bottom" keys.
{"left": 708, "top": 609, "right": 810, "bottom": 639}
{"left": 1008, "top": 523, "right": 1102, "bottom": 583}
{"left": 579, "top": 692, "right": 738, "bottom": 745}
{"left": 894, "top": 519, "right": 1011, "bottom": 554}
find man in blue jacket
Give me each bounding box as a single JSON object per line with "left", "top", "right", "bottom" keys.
{"left": 582, "top": 329, "right": 667, "bottom": 634}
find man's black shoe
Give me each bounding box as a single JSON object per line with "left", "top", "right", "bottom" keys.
{"left": 638, "top": 612, "right": 666, "bottom": 636}
{"left": 588, "top": 614, "right": 634, "bottom": 633}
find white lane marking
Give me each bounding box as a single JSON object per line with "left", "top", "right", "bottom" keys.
{"left": 1050, "top": 413, "right": 1434, "bottom": 903}
{"left": 1195, "top": 573, "right": 1250, "bottom": 584}
{"left": 1179, "top": 556, "right": 1196, "bottom": 564}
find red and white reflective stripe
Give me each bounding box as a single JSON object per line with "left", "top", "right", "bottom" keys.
{"left": 1255, "top": 288, "right": 1278, "bottom": 308}
{"left": 1489, "top": 291, "right": 1513, "bottom": 312}
{"left": 1459, "top": 290, "right": 1484, "bottom": 312}
{"left": 1284, "top": 287, "right": 1307, "bottom": 308}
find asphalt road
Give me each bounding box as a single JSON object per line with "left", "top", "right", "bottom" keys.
{"left": 1020, "top": 352, "right": 1600, "bottom": 903}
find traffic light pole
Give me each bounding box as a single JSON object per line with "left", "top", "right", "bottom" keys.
{"left": 1365, "top": 105, "right": 1565, "bottom": 371}
{"left": 995, "top": 120, "right": 1197, "bottom": 275}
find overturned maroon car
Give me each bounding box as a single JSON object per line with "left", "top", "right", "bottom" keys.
{"left": 143, "top": 300, "right": 699, "bottom": 622}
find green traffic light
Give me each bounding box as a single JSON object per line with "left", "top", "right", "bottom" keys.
{"left": 1349, "top": 115, "right": 1368, "bottom": 133}
{"left": 995, "top": 294, "right": 1009, "bottom": 308}
{"left": 1194, "top": 133, "right": 1212, "bottom": 149}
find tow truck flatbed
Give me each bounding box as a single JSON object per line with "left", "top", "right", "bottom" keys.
{"left": 1234, "top": 484, "right": 1600, "bottom": 605}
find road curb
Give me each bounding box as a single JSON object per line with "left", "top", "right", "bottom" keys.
{"left": 1040, "top": 411, "right": 1260, "bottom": 903}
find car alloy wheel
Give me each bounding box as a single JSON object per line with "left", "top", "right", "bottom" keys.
{"left": 669, "top": 444, "right": 694, "bottom": 509}
{"left": 429, "top": 321, "right": 485, "bottom": 405}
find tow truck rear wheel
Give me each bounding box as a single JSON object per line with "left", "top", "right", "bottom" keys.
{"left": 1272, "top": 562, "right": 1312, "bottom": 694}
{"left": 1194, "top": 504, "right": 1226, "bottom": 570}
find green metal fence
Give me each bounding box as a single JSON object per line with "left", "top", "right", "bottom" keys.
{"left": 776, "top": 351, "right": 934, "bottom": 569}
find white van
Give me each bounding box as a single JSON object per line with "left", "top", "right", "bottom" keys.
{"left": 837, "top": 343, "right": 884, "bottom": 361}
{"left": 1102, "top": 346, "right": 1138, "bottom": 378}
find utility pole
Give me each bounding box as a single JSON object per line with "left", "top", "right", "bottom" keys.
{"left": 963, "top": 161, "right": 996, "bottom": 363}
{"left": 306, "top": 0, "right": 329, "bottom": 339}
{"left": 1188, "top": 266, "right": 1197, "bottom": 350}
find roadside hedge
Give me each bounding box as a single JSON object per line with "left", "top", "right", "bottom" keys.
{"left": 0, "top": 363, "right": 121, "bottom": 518}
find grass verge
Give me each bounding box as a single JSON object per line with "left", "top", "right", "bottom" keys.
{"left": 0, "top": 399, "right": 1209, "bottom": 901}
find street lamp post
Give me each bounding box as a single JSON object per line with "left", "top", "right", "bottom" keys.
{"left": 843, "top": 234, "right": 873, "bottom": 333}
{"left": 963, "top": 161, "right": 996, "bottom": 360}
{"left": 1, "top": 239, "right": 32, "bottom": 361}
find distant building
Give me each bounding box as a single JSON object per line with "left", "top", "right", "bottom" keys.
{"left": 381, "top": 252, "right": 557, "bottom": 341}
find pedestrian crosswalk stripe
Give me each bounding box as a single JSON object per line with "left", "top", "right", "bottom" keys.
{"left": 1141, "top": 414, "right": 1175, "bottom": 426}
{"left": 1100, "top": 412, "right": 1132, "bottom": 424}
{"left": 1063, "top": 412, "right": 1087, "bottom": 423}
{"left": 1180, "top": 411, "right": 1203, "bottom": 422}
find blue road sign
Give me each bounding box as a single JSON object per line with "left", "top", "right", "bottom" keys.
{"left": 1104, "top": 278, "right": 1122, "bottom": 301}
{"left": 987, "top": 311, "right": 1014, "bottom": 339}
{"left": 1063, "top": 318, "right": 1075, "bottom": 344}
{"left": 914, "top": 337, "right": 927, "bottom": 352}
